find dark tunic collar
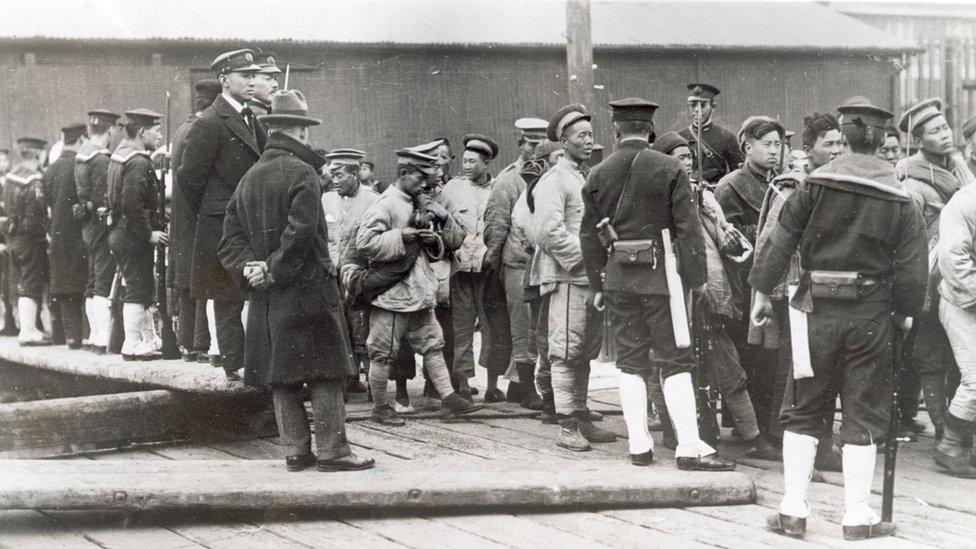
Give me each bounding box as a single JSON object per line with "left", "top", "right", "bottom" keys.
{"left": 727, "top": 162, "right": 769, "bottom": 214}
{"left": 264, "top": 132, "right": 325, "bottom": 171}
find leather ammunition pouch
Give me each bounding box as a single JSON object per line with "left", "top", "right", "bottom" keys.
{"left": 809, "top": 270, "right": 863, "bottom": 301}
{"left": 611, "top": 239, "right": 657, "bottom": 268}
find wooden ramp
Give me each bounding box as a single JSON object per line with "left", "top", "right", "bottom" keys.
{"left": 0, "top": 459, "right": 754, "bottom": 511}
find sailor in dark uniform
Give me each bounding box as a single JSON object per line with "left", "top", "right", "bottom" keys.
{"left": 677, "top": 83, "right": 743, "bottom": 186}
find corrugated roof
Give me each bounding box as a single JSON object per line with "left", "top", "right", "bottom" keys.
{"left": 0, "top": 0, "right": 918, "bottom": 53}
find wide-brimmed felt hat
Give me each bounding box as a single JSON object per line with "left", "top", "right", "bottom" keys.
{"left": 257, "top": 90, "right": 321, "bottom": 126}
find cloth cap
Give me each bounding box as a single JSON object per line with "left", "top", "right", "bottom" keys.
{"left": 462, "top": 133, "right": 499, "bottom": 160}
{"left": 210, "top": 49, "right": 261, "bottom": 76}
{"left": 16, "top": 137, "right": 47, "bottom": 150}
{"left": 547, "top": 103, "right": 591, "bottom": 141}
{"left": 532, "top": 139, "right": 562, "bottom": 160}
{"left": 514, "top": 117, "right": 547, "bottom": 143}
{"left": 609, "top": 97, "right": 659, "bottom": 122}
{"left": 124, "top": 108, "right": 162, "bottom": 127}
{"left": 687, "top": 83, "right": 721, "bottom": 102}
{"left": 87, "top": 109, "right": 120, "bottom": 127}
{"left": 899, "top": 97, "right": 943, "bottom": 134}
{"left": 61, "top": 121, "right": 87, "bottom": 142}
{"left": 410, "top": 138, "right": 447, "bottom": 157}
{"left": 836, "top": 96, "right": 893, "bottom": 129}
{"left": 395, "top": 148, "right": 439, "bottom": 175}
{"left": 651, "top": 131, "right": 690, "bottom": 155}
{"left": 964, "top": 114, "right": 976, "bottom": 140}
{"left": 255, "top": 51, "right": 282, "bottom": 74}
{"left": 257, "top": 90, "right": 321, "bottom": 126}
{"left": 325, "top": 148, "right": 366, "bottom": 166}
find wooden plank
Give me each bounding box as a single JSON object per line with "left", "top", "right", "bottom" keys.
{"left": 0, "top": 390, "right": 176, "bottom": 457}
{"left": 0, "top": 510, "right": 98, "bottom": 549}
{"left": 42, "top": 510, "right": 205, "bottom": 549}
{"left": 152, "top": 517, "right": 312, "bottom": 549}
{"left": 345, "top": 422, "right": 466, "bottom": 462}
{"left": 520, "top": 511, "right": 714, "bottom": 548}
{"left": 241, "top": 514, "right": 407, "bottom": 549}
{"left": 0, "top": 458, "right": 754, "bottom": 511}
{"left": 429, "top": 416, "right": 615, "bottom": 462}
{"left": 428, "top": 513, "right": 606, "bottom": 548}
{"left": 0, "top": 336, "right": 253, "bottom": 395}
{"left": 343, "top": 516, "right": 508, "bottom": 548}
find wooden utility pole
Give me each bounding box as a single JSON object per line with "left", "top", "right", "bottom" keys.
{"left": 566, "top": 0, "right": 594, "bottom": 109}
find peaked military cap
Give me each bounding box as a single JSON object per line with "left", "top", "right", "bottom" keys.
{"left": 325, "top": 148, "right": 366, "bottom": 166}
{"left": 547, "top": 104, "right": 591, "bottom": 141}
{"left": 514, "top": 117, "right": 548, "bottom": 143}
{"left": 210, "top": 48, "right": 261, "bottom": 76}
{"left": 124, "top": 108, "right": 163, "bottom": 127}
{"left": 462, "top": 134, "right": 499, "bottom": 160}
{"left": 651, "top": 131, "right": 689, "bottom": 155}
{"left": 963, "top": 114, "right": 976, "bottom": 140}
{"left": 16, "top": 137, "right": 47, "bottom": 150}
{"left": 837, "top": 96, "right": 893, "bottom": 129}
{"left": 532, "top": 139, "right": 562, "bottom": 160}
{"left": 410, "top": 138, "right": 447, "bottom": 156}
{"left": 609, "top": 97, "right": 659, "bottom": 122}
{"left": 87, "top": 109, "right": 120, "bottom": 127}
{"left": 395, "top": 148, "right": 439, "bottom": 175}
{"left": 899, "top": 98, "right": 943, "bottom": 134}
{"left": 61, "top": 121, "right": 87, "bottom": 142}
{"left": 255, "top": 50, "right": 282, "bottom": 74}
{"left": 687, "top": 83, "right": 721, "bottom": 102}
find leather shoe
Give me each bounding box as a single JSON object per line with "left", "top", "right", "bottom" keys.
{"left": 585, "top": 408, "right": 603, "bottom": 422}
{"left": 676, "top": 453, "right": 736, "bottom": 471}
{"left": 317, "top": 452, "right": 376, "bottom": 472}
{"left": 346, "top": 378, "right": 368, "bottom": 394}
{"left": 576, "top": 411, "right": 617, "bottom": 443}
{"left": 843, "top": 521, "right": 896, "bottom": 541}
{"left": 766, "top": 513, "right": 806, "bottom": 538}
{"left": 182, "top": 349, "right": 196, "bottom": 362}
{"left": 483, "top": 388, "right": 506, "bottom": 403}
{"left": 285, "top": 453, "right": 316, "bottom": 472}
{"left": 441, "top": 394, "right": 485, "bottom": 420}
{"left": 630, "top": 450, "right": 654, "bottom": 466}
{"left": 224, "top": 369, "right": 243, "bottom": 382}
{"left": 371, "top": 405, "right": 405, "bottom": 426}
{"left": 209, "top": 354, "right": 223, "bottom": 368}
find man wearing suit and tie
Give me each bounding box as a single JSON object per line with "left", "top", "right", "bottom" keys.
{"left": 178, "top": 49, "right": 268, "bottom": 380}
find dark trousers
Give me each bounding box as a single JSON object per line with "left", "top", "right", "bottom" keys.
{"left": 108, "top": 230, "right": 153, "bottom": 305}
{"left": 177, "top": 289, "right": 209, "bottom": 352}
{"left": 781, "top": 300, "right": 893, "bottom": 446}
{"left": 52, "top": 293, "right": 84, "bottom": 344}
{"left": 83, "top": 222, "right": 116, "bottom": 298}
{"left": 271, "top": 379, "right": 350, "bottom": 460}
{"left": 726, "top": 312, "right": 779, "bottom": 436}
{"left": 214, "top": 299, "right": 245, "bottom": 373}
{"left": 607, "top": 292, "right": 694, "bottom": 379}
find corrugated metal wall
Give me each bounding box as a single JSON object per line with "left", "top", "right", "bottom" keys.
{"left": 0, "top": 42, "right": 897, "bottom": 180}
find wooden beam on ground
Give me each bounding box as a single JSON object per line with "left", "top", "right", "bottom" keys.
{"left": 0, "top": 336, "right": 253, "bottom": 395}
{"left": 0, "top": 390, "right": 275, "bottom": 458}
{"left": 0, "top": 459, "right": 754, "bottom": 511}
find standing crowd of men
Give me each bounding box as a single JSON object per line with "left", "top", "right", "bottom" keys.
{"left": 3, "top": 46, "right": 976, "bottom": 541}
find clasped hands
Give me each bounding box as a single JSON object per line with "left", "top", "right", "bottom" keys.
{"left": 243, "top": 261, "right": 272, "bottom": 290}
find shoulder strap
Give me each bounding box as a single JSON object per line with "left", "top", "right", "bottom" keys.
{"left": 610, "top": 149, "right": 645, "bottom": 224}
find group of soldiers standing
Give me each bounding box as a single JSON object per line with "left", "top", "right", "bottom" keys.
{"left": 4, "top": 45, "right": 976, "bottom": 541}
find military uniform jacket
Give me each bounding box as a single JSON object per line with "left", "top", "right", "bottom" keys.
{"left": 177, "top": 94, "right": 267, "bottom": 300}
{"left": 2, "top": 165, "right": 48, "bottom": 250}
{"left": 106, "top": 145, "right": 159, "bottom": 245}
{"left": 74, "top": 141, "right": 111, "bottom": 211}
{"left": 678, "top": 121, "right": 742, "bottom": 184}
{"left": 580, "top": 139, "right": 706, "bottom": 295}
{"left": 44, "top": 150, "right": 88, "bottom": 295}
{"left": 218, "top": 132, "right": 355, "bottom": 387}
{"left": 167, "top": 113, "right": 199, "bottom": 290}
{"left": 749, "top": 153, "right": 927, "bottom": 318}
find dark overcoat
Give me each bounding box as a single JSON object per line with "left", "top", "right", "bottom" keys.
{"left": 43, "top": 150, "right": 88, "bottom": 295}
{"left": 177, "top": 94, "right": 266, "bottom": 301}
{"left": 579, "top": 139, "right": 706, "bottom": 295}
{"left": 167, "top": 114, "right": 198, "bottom": 290}
{"left": 218, "top": 132, "right": 356, "bottom": 388}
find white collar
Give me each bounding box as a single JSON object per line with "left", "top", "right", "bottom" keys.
{"left": 222, "top": 93, "right": 246, "bottom": 114}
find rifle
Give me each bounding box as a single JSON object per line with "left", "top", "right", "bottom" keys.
{"left": 690, "top": 285, "right": 720, "bottom": 448}
{"left": 155, "top": 92, "right": 179, "bottom": 359}
{"left": 882, "top": 325, "right": 914, "bottom": 522}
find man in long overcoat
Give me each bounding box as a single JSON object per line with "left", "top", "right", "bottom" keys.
{"left": 218, "top": 90, "right": 374, "bottom": 473}
{"left": 44, "top": 122, "right": 89, "bottom": 348}
{"left": 178, "top": 49, "right": 267, "bottom": 379}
